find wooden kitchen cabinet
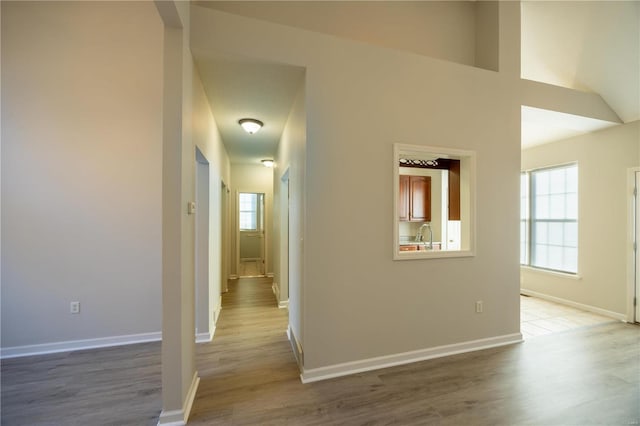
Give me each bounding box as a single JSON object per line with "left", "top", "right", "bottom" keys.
{"left": 448, "top": 160, "right": 461, "bottom": 220}
{"left": 399, "top": 175, "right": 410, "bottom": 221}
{"left": 399, "top": 175, "right": 431, "bottom": 222}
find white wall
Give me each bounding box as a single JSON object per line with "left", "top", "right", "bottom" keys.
{"left": 521, "top": 121, "right": 640, "bottom": 316}
{"left": 192, "top": 4, "right": 522, "bottom": 372}
{"left": 199, "top": 1, "right": 479, "bottom": 68}
{"left": 1, "top": 2, "right": 163, "bottom": 349}
{"left": 272, "top": 81, "right": 306, "bottom": 344}
{"left": 192, "top": 63, "right": 231, "bottom": 341}
{"left": 229, "top": 164, "right": 274, "bottom": 276}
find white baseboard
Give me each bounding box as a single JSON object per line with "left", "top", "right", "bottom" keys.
{"left": 1, "top": 331, "right": 162, "bottom": 359}
{"left": 520, "top": 288, "right": 627, "bottom": 322}
{"left": 195, "top": 327, "right": 215, "bottom": 344}
{"left": 278, "top": 300, "right": 289, "bottom": 309}
{"left": 300, "top": 333, "right": 523, "bottom": 384}
{"left": 287, "top": 325, "right": 304, "bottom": 369}
{"left": 272, "top": 283, "right": 288, "bottom": 308}
{"left": 157, "top": 372, "right": 200, "bottom": 426}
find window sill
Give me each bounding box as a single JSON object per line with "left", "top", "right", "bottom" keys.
{"left": 520, "top": 265, "right": 582, "bottom": 280}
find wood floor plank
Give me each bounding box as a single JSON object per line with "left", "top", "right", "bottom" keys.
{"left": 2, "top": 277, "right": 638, "bottom": 425}
{"left": 190, "top": 278, "right": 640, "bottom": 425}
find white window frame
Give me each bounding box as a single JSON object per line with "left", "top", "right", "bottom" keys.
{"left": 239, "top": 192, "right": 258, "bottom": 231}
{"left": 521, "top": 163, "right": 578, "bottom": 275}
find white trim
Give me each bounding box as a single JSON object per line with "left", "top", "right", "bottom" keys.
{"left": 520, "top": 265, "right": 582, "bottom": 280}
{"left": 287, "top": 325, "right": 303, "bottom": 368}
{"left": 392, "top": 143, "right": 477, "bottom": 261}
{"left": 229, "top": 274, "right": 238, "bottom": 280}
{"left": 157, "top": 372, "right": 200, "bottom": 426}
{"left": 272, "top": 282, "right": 288, "bottom": 308}
{"left": 627, "top": 167, "right": 640, "bottom": 323}
{"left": 300, "top": 333, "right": 522, "bottom": 384}
{"left": 521, "top": 288, "right": 627, "bottom": 322}
{"left": 266, "top": 272, "right": 274, "bottom": 278}
{"left": 196, "top": 327, "right": 215, "bottom": 344}
{"left": 278, "top": 300, "right": 289, "bottom": 309}
{"left": 0, "top": 331, "right": 161, "bottom": 359}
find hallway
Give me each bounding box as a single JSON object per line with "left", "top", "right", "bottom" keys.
{"left": 188, "top": 279, "right": 640, "bottom": 425}
{"left": 190, "top": 277, "right": 299, "bottom": 424}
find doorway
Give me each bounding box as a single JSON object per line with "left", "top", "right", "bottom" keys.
{"left": 221, "top": 181, "right": 230, "bottom": 293}
{"left": 238, "top": 192, "right": 265, "bottom": 277}
{"left": 277, "top": 170, "right": 290, "bottom": 308}
{"left": 195, "top": 148, "right": 213, "bottom": 342}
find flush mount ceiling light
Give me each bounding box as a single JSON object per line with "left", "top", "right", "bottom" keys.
{"left": 238, "top": 118, "right": 263, "bottom": 134}
{"left": 261, "top": 159, "right": 274, "bottom": 168}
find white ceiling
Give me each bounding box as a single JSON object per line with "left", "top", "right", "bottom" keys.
{"left": 192, "top": 49, "right": 304, "bottom": 165}
{"left": 521, "top": 1, "right": 640, "bottom": 147}
{"left": 521, "top": 106, "right": 619, "bottom": 149}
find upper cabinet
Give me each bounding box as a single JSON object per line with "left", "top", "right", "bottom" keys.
{"left": 448, "top": 160, "right": 461, "bottom": 220}
{"left": 399, "top": 175, "right": 431, "bottom": 222}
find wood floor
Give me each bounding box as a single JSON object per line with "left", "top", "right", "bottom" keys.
{"left": 1, "top": 340, "right": 161, "bottom": 425}
{"left": 190, "top": 279, "right": 640, "bottom": 425}
{"left": 2, "top": 278, "right": 639, "bottom": 425}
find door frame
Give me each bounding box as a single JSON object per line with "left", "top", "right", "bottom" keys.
{"left": 626, "top": 167, "right": 640, "bottom": 323}
{"left": 278, "top": 168, "right": 290, "bottom": 308}
{"left": 236, "top": 191, "right": 266, "bottom": 277}
{"left": 221, "top": 180, "right": 230, "bottom": 293}
{"left": 195, "top": 147, "right": 213, "bottom": 342}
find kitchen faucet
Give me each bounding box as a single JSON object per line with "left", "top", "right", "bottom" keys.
{"left": 415, "top": 223, "right": 433, "bottom": 249}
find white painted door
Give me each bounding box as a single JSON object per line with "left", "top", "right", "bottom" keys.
{"left": 239, "top": 192, "right": 265, "bottom": 277}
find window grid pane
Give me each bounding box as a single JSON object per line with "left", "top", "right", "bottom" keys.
{"left": 526, "top": 164, "right": 578, "bottom": 274}
{"left": 239, "top": 193, "right": 258, "bottom": 231}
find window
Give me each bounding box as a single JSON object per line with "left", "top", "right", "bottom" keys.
{"left": 521, "top": 164, "right": 578, "bottom": 274}
{"left": 239, "top": 193, "right": 258, "bottom": 231}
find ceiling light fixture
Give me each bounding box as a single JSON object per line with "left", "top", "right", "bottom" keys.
{"left": 238, "top": 118, "right": 263, "bottom": 134}
{"left": 261, "top": 159, "right": 274, "bottom": 168}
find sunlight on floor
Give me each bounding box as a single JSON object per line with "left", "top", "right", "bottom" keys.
{"left": 520, "top": 295, "right": 616, "bottom": 339}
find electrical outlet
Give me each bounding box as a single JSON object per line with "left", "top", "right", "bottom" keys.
{"left": 70, "top": 301, "right": 80, "bottom": 314}
{"left": 475, "top": 301, "right": 483, "bottom": 313}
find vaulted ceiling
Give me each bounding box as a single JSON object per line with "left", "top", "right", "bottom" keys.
{"left": 522, "top": 1, "right": 639, "bottom": 123}
{"left": 521, "top": 1, "right": 639, "bottom": 147}
{"left": 191, "top": 1, "right": 639, "bottom": 158}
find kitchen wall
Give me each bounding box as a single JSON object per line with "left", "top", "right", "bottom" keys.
{"left": 229, "top": 164, "right": 274, "bottom": 276}
{"left": 1, "top": 1, "right": 164, "bottom": 351}
{"left": 398, "top": 167, "right": 444, "bottom": 243}
{"left": 521, "top": 120, "right": 640, "bottom": 317}
{"left": 192, "top": 3, "right": 522, "bottom": 373}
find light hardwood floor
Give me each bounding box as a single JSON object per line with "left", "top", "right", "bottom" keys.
{"left": 2, "top": 279, "right": 639, "bottom": 425}
{"left": 520, "top": 294, "right": 617, "bottom": 338}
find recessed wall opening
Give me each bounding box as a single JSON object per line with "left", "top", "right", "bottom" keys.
{"left": 393, "top": 144, "right": 476, "bottom": 260}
